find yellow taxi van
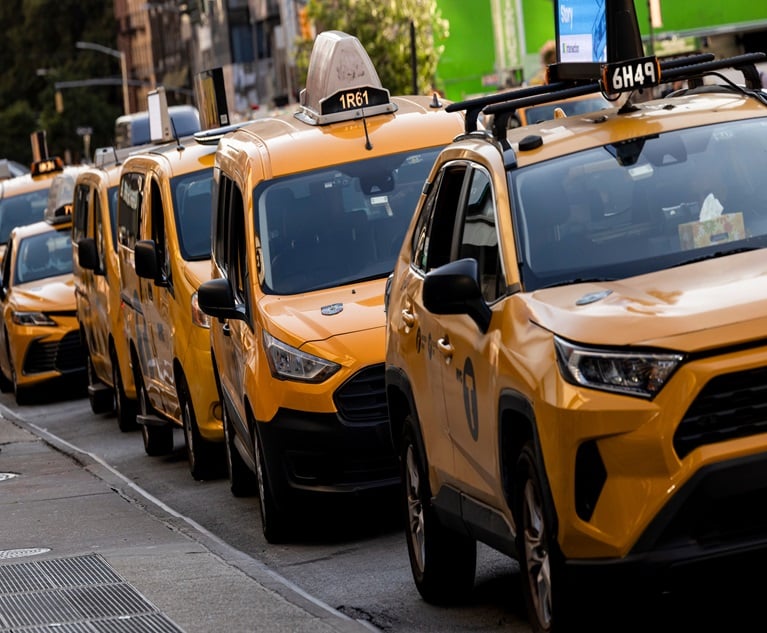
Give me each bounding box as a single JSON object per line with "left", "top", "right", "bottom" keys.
{"left": 116, "top": 87, "right": 241, "bottom": 480}
{"left": 73, "top": 147, "right": 142, "bottom": 431}
{"left": 197, "top": 30, "right": 466, "bottom": 542}
{"left": 0, "top": 196, "right": 85, "bottom": 404}
{"left": 384, "top": 0, "right": 767, "bottom": 629}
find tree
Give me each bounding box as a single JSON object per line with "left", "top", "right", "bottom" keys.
{"left": 0, "top": 0, "right": 120, "bottom": 165}
{"left": 294, "top": 0, "right": 449, "bottom": 97}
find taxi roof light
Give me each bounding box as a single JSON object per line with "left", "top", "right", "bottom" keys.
{"left": 295, "top": 30, "right": 397, "bottom": 126}
{"left": 148, "top": 87, "right": 174, "bottom": 143}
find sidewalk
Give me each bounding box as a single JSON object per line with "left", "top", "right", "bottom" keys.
{"left": 0, "top": 408, "right": 375, "bottom": 633}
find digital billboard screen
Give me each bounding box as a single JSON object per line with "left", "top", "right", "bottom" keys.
{"left": 555, "top": 0, "right": 607, "bottom": 64}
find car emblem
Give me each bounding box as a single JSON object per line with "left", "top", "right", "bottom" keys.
{"left": 321, "top": 303, "right": 344, "bottom": 316}
{"left": 576, "top": 290, "right": 612, "bottom": 306}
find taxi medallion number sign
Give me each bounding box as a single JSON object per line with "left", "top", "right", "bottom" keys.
{"left": 603, "top": 56, "right": 660, "bottom": 93}
{"left": 320, "top": 85, "right": 390, "bottom": 116}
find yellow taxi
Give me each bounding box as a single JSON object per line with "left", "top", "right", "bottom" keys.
{"left": 116, "top": 87, "right": 235, "bottom": 480}
{"left": 72, "top": 147, "right": 140, "bottom": 431}
{"left": 0, "top": 203, "right": 85, "bottom": 405}
{"left": 384, "top": 4, "right": 767, "bottom": 629}
{"left": 197, "top": 30, "right": 466, "bottom": 543}
{"left": 0, "top": 165, "right": 60, "bottom": 264}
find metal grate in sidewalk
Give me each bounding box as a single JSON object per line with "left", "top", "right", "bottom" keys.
{"left": 0, "top": 553, "right": 184, "bottom": 632}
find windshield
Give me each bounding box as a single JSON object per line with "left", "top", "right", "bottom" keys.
{"left": 255, "top": 147, "right": 442, "bottom": 294}
{"left": 170, "top": 168, "right": 213, "bottom": 260}
{"left": 15, "top": 230, "right": 72, "bottom": 285}
{"left": 0, "top": 191, "right": 47, "bottom": 244}
{"left": 512, "top": 118, "right": 767, "bottom": 291}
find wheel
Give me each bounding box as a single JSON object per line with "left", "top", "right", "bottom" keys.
{"left": 137, "top": 373, "right": 173, "bottom": 456}
{"left": 0, "top": 331, "right": 14, "bottom": 393}
{"left": 112, "top": 352, "right": 138, "bottom": 432}
{"left": 515, "top": 441, "right": 564, "bottom": 633}
{"left": 179, "top": 375, "right": 224, "bottom": 480}
{"left": 87, "top": 355, "right": 114, "bottom": 414}
{"left": 12, "top": 365, "right": 33, "bottom": 406}
{"left": 0, "top": 365, "right": 12, "bottom": 393}
{"left": 223, "top": 402, "right": 258, "bottom": 497}
{"left": 401, "top": 418, "right": 476, "bottom": 604}
{"left": 252, "top": 420, "right": 290, "bottom": 544}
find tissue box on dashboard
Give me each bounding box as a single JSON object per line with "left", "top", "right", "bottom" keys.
{"left": 678, "top": 212, "right": 745, "bottom": 250}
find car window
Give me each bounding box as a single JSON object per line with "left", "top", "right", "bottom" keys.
{"left": 254, "top": 147, "right": 442, "bottom": 294}
{"left": 0, "top": 192, "right": 47, "bottom": 244}
{"left": 170, "top": 169, "right": 213, "bottom": 260}
{"left": 511, "top": 118, "right": 767, "bottom": 291}
{"left": 16, "top": 231, "right": 73, "bottom": 284}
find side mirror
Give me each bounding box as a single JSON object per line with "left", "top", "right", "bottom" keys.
{"left": 198, "top": 277, "right": 246, "bottom": 322}
{"left": 134, "top": 239, "right": 158, "bottom": 281}
{"left": 422, "top": 258, "right": 492, "bottom": 333}
{"left": 77, "top": 238, "right": 101, "bottom": 274}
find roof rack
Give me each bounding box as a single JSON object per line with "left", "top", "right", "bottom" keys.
{"left": 447, "top": 51, "right": 766, "bottom": 143}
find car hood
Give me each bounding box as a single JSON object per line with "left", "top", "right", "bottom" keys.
{"left": 526, "top": 250, "right": 767, "bottom": 352}
{"left": 13, "top": 274, "right": 76, "bottom": 311}
{"left": 259, "top": 278, "right": 385, "bottom": 346}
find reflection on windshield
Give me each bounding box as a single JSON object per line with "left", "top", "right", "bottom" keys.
{"left": 513, "top": 118, "right": 767, "bottom": 291}
{"left": 0, "top": 192, "right": 47, "bottom": 244}
{"left": 15, "top": 231, "right": 72, "bottom": 285}
{"left": 256, "top": 147, "right": 442, "bottom": 294}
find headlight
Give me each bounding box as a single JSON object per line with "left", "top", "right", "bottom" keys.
{"left": 191, "top": 292, "right": 210, "bottom": 329}
{"left": 12, "top": 311, "right": 56, "bottom": 326}
{"left": 554, "top": 336, "right": 683, "bottom": 398}
{"left": 262, "top": 330, "right": 340, "bottom": 383}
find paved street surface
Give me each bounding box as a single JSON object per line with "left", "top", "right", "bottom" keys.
{"left": 0, "top": 406, "right": 374, "bottom": 633}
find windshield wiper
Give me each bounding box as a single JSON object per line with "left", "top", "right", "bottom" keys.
{"left": 538, "top": 276, "right": 616, "bottom": 289}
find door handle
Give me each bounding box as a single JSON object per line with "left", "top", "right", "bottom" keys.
{"left": 436, "top": 336, "right": 453, "bottom": 360}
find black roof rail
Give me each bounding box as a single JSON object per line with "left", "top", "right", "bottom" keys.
{"left": 449, "top": 51, "right": 766, "bottom": 142}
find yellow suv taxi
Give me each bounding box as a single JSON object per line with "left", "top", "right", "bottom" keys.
{"left": 116, "top": 88, "right": 235, "bottom": 480}
{"left": 73, "top": 147, "right": 141, "bottom": 431}
{"left": 384, "top": 17, "right": 767, "bottom": 632}
{"left": 198, "top": 30, "right": 465, "bottom": 542}
{"left": 0, "top": 202, "right": 85, "bottom": 404}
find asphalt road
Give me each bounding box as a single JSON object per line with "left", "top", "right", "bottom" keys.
{"left": 4, "top": 382, "right": 757, "bottom": 632}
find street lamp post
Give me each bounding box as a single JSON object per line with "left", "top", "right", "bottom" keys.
{"left": 76, "top": 40, "right": 130, "bottom": 115}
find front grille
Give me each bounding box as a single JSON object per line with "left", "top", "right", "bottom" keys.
{"left": 334, "top": 363, "right": 388, "bottom": 423}
{"left": 674, "top": 365, "right": 767, "bottom": 459}
{"left": 23, "top": 331, "right": 87, "bottom": 375}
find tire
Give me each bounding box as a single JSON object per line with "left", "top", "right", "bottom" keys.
{"left": 12, "top": 365, "right": 32, "bottom": 406}
{"left": 253, "top": 420, "right": 290, "bottom": 544}
{"left": 87, "top": 355, "right": 114, "bottom": 414}
{"left": 138, "top": 373, "right": 173, "bottom": 456}
{"left": 223, "top": 402, "right": 258, "bottom": 497}
{"left": 514, "top": 441, "right": 564, "bottom": 633}
{"left": 179, "top": 375, "right": 224, "bottom": 481}
{"left": 401, "top": 418, "right": 476, "bottom": 604}
{"left": 0, "top": 367, "right": 13, "bottom": 393}
{"left": 0, "top": 330, "right": 14, "bottom": 393}
{"left": 112, "top": 352, "right": 138, "bottom": 432}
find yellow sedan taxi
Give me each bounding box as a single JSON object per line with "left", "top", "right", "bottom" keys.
{"left": 0, "top": 208, "right": 85, "bottom": 404}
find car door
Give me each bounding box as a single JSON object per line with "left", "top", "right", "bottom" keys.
{"left": 428, "top": 166, "right": 506, "bottom": 504}
{"left": 220, "top": 179, "right": 251, "bottom": 441}
{"left": 394, "top": 164, "right": 472, "bottom": 483}
{"left": 141, "top": 175, "right": 176, "bottom": 413}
